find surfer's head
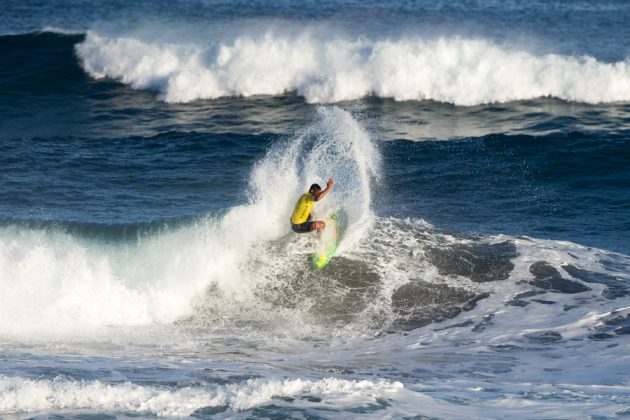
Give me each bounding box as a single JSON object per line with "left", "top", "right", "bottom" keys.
{"left": 309, "top": 184, "right": 321, "bottom": 194}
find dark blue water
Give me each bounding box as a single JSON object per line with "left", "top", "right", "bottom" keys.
{"left": 378, "top": 133, "right": 630, "bottom": 253}
{"left": 1, "top": 1, "right": 630, "bottom": 418}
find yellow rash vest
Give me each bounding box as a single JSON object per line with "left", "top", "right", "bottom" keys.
{"left": 291, "top": 193, "right": 315, "bottom": 224}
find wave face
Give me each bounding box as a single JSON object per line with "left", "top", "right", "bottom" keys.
{"left": 75, "top": 27, "right": 630, "bottom": 105}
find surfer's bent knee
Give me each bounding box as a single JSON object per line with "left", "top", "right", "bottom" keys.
{"left": 311, "top": 221, "right": 325, "bottom": 231}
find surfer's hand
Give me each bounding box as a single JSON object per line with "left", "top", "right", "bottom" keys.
{"left": 327, "top": 178, "right": 334, "bottom": 188}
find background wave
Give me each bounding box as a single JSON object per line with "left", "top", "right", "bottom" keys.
{"left": 3, "top": 32, "right": 630, "bottom": 143}
{"left": 75, "top": 27, "right": 630, "bottom": 105}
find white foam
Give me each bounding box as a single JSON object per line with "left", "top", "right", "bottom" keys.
{"left": 0, "top": 375, "right": 403, "bottom": 416}
{"left": 345, "top": 216, "right": 630, "bottom": 342}
{"left": 2, "top": 216, "right": 630, "bottom": 417}
{"left": 76, "top": 26, "right": 630, "bottom": 105}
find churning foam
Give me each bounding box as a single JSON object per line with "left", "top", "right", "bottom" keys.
{"left": 0, "top": 375, "right": 403, "bottom": 416}
{"left": 76, "top": 26, "right": 630, "bottom": 105}
{"left": 0, "top": 108, "right": 379, "bottom": 338}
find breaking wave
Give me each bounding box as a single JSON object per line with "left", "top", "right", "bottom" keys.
{"left": 75, "top": 26, "right": 630, "bottom": 105}
{"left": 0, "top": 107, "right": 380, "bottom": 338}
{"left": 0, "top": 375, "right": 403, "bottom": 416}
{"left": 0, "top": 107, "right": 628, "bottom": 351}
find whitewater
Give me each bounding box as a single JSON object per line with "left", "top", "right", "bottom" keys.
{"left": 0, "top": 108, "right": 379, "bottom": 337}
{"left": 2, "top": 0, "right": 630, "bottom": 418}
{"left": 76, "top": 28, "right": 630, "bottom": 105}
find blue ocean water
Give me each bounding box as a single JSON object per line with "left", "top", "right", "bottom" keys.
{"left": 1, "top": 1, "right": 630, "bottom": 418}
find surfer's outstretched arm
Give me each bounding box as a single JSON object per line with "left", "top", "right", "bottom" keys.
{"left": 314, "top": 178, "right": 334, "bottom": 201}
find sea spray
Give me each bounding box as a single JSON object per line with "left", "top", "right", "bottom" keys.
{"left": 191, "top": 107, "right": 381, "bottom": 333}
{"left": 250, "top": 107, "right": 380, "bottom": 250}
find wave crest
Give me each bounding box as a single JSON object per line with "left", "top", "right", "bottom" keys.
{"left": 0, "top": 375, "right": 403, "bottom": 416}
{"left": 76, "top": 28, "right": 630, "bottom": 105}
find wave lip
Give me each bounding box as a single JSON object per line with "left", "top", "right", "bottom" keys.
{"left": 76, "top": 28, "right": 630, "bottom": 105}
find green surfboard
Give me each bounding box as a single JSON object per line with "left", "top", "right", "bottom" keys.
{"left": 312, "top": 213, "right": 344, "bottom": 269}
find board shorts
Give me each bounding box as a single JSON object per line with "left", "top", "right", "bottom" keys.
{"left": 291, "top": 215, "right": 313, "bottom": 233}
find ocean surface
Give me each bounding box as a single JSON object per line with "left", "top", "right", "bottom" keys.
{"left": 1, "top": 0, "right": 630, "bottom": 418}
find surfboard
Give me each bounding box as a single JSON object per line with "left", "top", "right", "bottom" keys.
{"left": 312, "top": 212, "right": 344, "bottom": 269}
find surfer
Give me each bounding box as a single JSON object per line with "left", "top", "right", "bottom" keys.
{"left": 290, "top": 178, "right": 334, "bottom": 233}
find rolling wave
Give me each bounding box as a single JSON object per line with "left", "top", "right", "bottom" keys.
{"left": 0, "top": 375, "right": 403, "bottom": 416}
{"left": 75, "top": 27, "right": 630, "bottom": 105}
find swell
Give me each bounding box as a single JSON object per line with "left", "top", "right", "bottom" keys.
{"left": 0, "top": 218, "right": 199, "bottom": 242}
{"left": 0, "top": 131, "right": 271, "bottom": 225}
{"left": 0, "top": 32, "right": 86, "bottom": 94}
